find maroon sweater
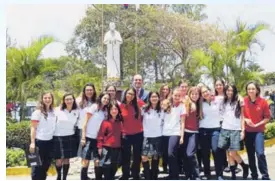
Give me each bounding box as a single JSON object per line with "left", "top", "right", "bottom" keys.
{"left": 184, "top": 111, "right": 199, "bottom": 132}
{"left": 97, "top": 119, "right": 122, "bottom": 149}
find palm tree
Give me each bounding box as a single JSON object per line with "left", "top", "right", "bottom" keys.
{"left": 6, "top": 36, "right": 55, "bottom": 120}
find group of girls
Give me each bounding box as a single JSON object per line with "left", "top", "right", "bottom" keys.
{"left": 29, "top": 80, "right": 271, "bottom": 180}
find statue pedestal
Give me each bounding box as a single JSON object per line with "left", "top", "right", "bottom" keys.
{"left": 103, "top": 78, "right": 123, "bottom": 101}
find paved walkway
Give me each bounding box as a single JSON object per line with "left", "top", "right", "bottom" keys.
{"left": 7, "top": 145, "right": 275, "bottom": 180}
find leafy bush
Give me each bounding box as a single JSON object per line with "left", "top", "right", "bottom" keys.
{"left": 6, "top": 117, "right": 17, "bottom": 126}
{"left": 6, "top": 148, "right": 27, "bottom": 167}
{"left": 6, "top": 121, "right": 30, "bottom": 149}
{"left": 264, "top": 122, "right": 275, "bottom": 139}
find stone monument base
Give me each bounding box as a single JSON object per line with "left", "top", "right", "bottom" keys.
{"left": 103, "top": 78, "right": 123, "bottom": 101}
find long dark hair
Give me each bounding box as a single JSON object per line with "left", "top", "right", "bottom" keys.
{"left": 37, "top": 92, "right": 54, "bottom": 119}
{"left": 143, "top": 91, "right": 161, "bottom": 113}
{"left": 222, "top": 84, "right": 241, "bottom": 118}
{"left": 61, "top": 93, "right": 77, "bottom": 111}
{"left": 96, "top": 91, "right": 110, "bottom": 112}
{"left": 107, "top": 101, "right": 123, "bottom": 122}
{"left": 79, "top": 83, "right": 97, "bottom": 109}
{"left": 245, "top": 81, "right": 261, "bottom": 97}
{"left": 122, "top": 88, "right": 139, "bottom": 119}
{"left": 215, "top": 79, "right": 225, "bottom": 96}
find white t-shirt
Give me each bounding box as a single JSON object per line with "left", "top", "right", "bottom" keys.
{"left": 141, "top": 108, "right": 164, "bottom": 138}
{"left": 162, "top": 104, "right": 186, "bottom": 136}
{"left": 31, "top": 110, "right": 57, "bottom": 140}
{"left": 199, "top": 96, "right": 223, "bottom": 129}
{"left": 221, "top": 102, "right": 242, "bottom": 130}
{"left": 54, "top": 108, "right": 80, "bottom": 136}
{"left": 85, "top": 104, "right": 106, "bottom": 139}
{"left": 77, "top": 101, "right": 93, "bottom": 129}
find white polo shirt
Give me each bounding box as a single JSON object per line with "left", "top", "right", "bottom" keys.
{"left": 199, "top": 96, "right": 223, "bottom": 129}
{"left": 31, "top": 110, "right": 57, "bottom": 141}
{"left": 162, "top": 103, "right": 186, "bottom": 136}
{"left": 54, "top": 108, "right": 80, "bottom": 136}
{"left": 85, "top": 103, "right": 106, "bottom": 139}
{"left": 77, "top": 101, "right": 93, "bottom": 129}
{"left": 141, "top": 108, "right": 164, "bottom": 138}
{"left": 221, "top": 102, "right": 242, "bottom": 131}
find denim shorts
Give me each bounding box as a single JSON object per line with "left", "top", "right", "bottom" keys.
{"left": 218, "top": 129, "right": 242, "bottom": 151}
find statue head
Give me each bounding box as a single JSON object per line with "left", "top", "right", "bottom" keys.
{"left": 109, "top": 22, "right": 116, "bottom": 31}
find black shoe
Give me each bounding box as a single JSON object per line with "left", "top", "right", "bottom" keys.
{"left": 223, "top": 167, "right": 230, "bottom": 173}
{"left": 242, "top": 164, "right": 249, "bottom": 179}
{"left": 262, "top": 177, "right": 270, "bottom": 180}
{"left": 119, "top": 175, "right": 129, "bottom": 180}
{"left": 162, "top": 167, "right": 168, "bottom": 173}
{"left": 252, "top": 177, "right": 258, "bottom": 180}
{"left": 231, "top": 175, "right": 236, "bottom": 180}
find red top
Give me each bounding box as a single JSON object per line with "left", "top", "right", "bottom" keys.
{"left": 243, "top": 96, "right": 271, "bottom": 132}
{"left": 97, "top": 119, "right": 122, "bottom": 149}
{"left": 184, "top": 111, "right": 199, "bottom": 131}
{"left": 119, "top": 100, "right": 144, "bottom": 135}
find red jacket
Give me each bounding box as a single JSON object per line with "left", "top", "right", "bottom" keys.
{"left": 120, "top": 100, "right": 144, "bottom": 135}
{"left": 243, "top": 96, "right": 271, "bottom": 132}
{"left": 97, "top": 119, "right": 122, "bottom": 149}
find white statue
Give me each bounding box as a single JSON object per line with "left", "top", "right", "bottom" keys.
{"left": 104, "top": 22, "right": 123, "bottom": 79}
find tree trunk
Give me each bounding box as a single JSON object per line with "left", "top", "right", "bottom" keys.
{"left": 154, "top": 59, "right": 159, "bottom": 83}
{"left": 19, "top": 101, "right": 26, "bottom": 121}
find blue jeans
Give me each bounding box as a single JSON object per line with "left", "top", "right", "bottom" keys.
{"left": 199, "top": 128, "right": 225, "bottom": 178}
{"left": 163, "top": 136, "right": 180, "bottom": 179}
{"left": 245, "top": 132, "right": 269, "bottom": 179}
{"left": 181, "top": 132, "right": 200, "bottom": 179}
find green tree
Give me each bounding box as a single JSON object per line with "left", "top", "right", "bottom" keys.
{"left": 192, "top": 20, "right": 268, "bottom": 92}
{"left": 66, "top": 4, "right": 220, "bottom": 87}
{"left": 6, "top": 36, "right": 55, "bottom": 120}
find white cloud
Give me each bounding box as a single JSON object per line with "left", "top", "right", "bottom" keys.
{"left": 6, "top": 4, "right": 275, "bottom": 72}
{"left": 204, "top": 4, "right": 275, "bottom": 72}
{"left": 7, "top": 4, "right": 87, "bottom": 58}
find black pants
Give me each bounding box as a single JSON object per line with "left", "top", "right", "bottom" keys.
{"left": 199, "top": 128, "right": 225, "bottom": 178}
{"left": 181, "top": 132, "right": 200, "bottom": 179}
{"left": 161, "top": 136, "right": 168, "bottom": 170}
{"left": 245, "top": 132, "right": 270, "bottom": 179}
{"left": 31, "top": 139, "right": 53, "bottom": 180}
{"left": 121, "top": 132, "right": 143, "bottom": 179}
{"left": 163, "top": 135, "right": 180, "bottom": 179}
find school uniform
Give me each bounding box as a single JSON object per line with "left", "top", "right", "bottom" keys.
{"left": 76, "top": 101, "right": 93, "bottom": 156}
{"left": 162, "top": 103, "right": 186, "bottom": 180}
{"left": 243, "top": 96, "right": 271, "bottom": 180}
{"left": 181, "top": 111, "right": 200, "bottom": 179}
{"left": 218, "top": 102, "right": 244, "bottom": 151}
{"left": 53, "top": 108, "right": 79, "bottom": 159}
{"left": 31, "top": 109, "right": 57, "bottom": 180}
{"left": 97, "top": 119, "right": 122, "bottom": 180}
{"left": 199, "top": 96, "right": 225, "bottom": 179}
{"left": 81, "top": 103, "right": 105, "bottom": 161}
{"left": 141, "top": 108, "right": 164, "bottom": 179}
{"left": 120, "top": 102, "right": 143, "bottom": 180}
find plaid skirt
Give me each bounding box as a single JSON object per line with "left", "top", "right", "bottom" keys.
{"left": 81, "top": 137, "right": 99, "bottom": 160}
{"left": 53, "top": 135, "right": 77, "bottom": 159}
{"left": 142, "top": 137, "right": 162, "bottom": 157}
{"left": 99, "top": 146, "right": 121, "bottom": 167}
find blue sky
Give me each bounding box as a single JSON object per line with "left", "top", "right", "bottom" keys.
{"left": 6, "top": 4, "right": 275, "bottom": 72}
